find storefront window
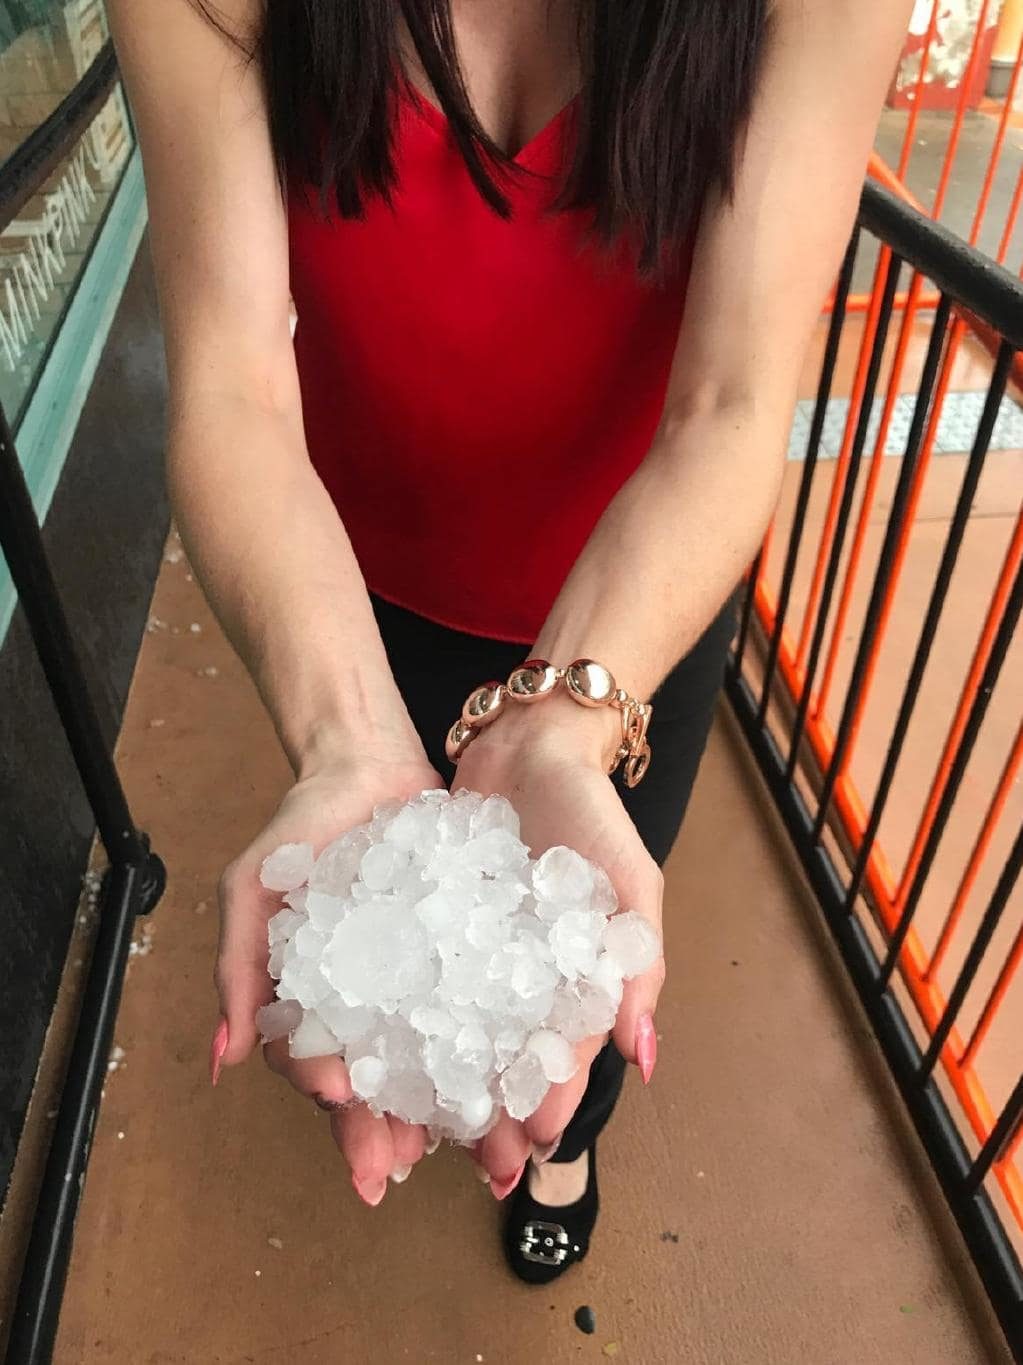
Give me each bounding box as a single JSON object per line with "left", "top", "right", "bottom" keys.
{"left": 0, "top": 0, "right": 133, "bottom": 424}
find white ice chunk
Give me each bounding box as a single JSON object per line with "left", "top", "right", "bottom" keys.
{"left": 500, "top": 1051, "right": 550, "bottom": 1120}
{"left": 359, "top": 842, "right": 409, "bottom": 893}
{"left": 548, "top": 909, "right": 603, "bottom": 981}
{"left": 526, "top": 1029, "right": 578, "bottom": 1083}
{"left": 463, "top": 828, "right": 528, "bottom": 877}
{"left": 490, "top": 1022, "right": 527, "bottom": 1070}
{"left": 255, "top": 998, "right": 303, "bottom": 1042}
{"left": 305, "top": 889, "right": 347, "bottom": 933}
{"left": 260, "top": 842, "right": 314, "bottom": 892}
{"left": 454, "top": 1023, "right": 493, "bottom": 1073}
{"left": 258, "top": 790, "right": 631, "bottom": 1141}
{"left": 532, "top": 846, "right": 594, "bottom": 906}
{"left": 602, "top": 911, "right": 661, "bottom": 978}
{"left": 410, "top": 1005, "right": 459, "bottom": 1039}
{"left": 589, "top": 951, "right": 625, "bottom": 1007}
{"left": 459, "top": 1090, "right": 494, "bottom": 1130}
{"left": 289, "top": 1011, "right": 340, "bottom": 1059}
{"left": 268, "top": 906, "right": 306, "bottom": 946}
{"left": 318, "top": 997, "right": 376, "bottom": 1045}
{"left": 590, "top": 864, "right": 619, "bottom": 917}
{"left": 350, "top": 1055, "right": 387, "bottom": 1098}
{"left": 309, "top": 830, "right": 369, "bottom": 897}
{"left": 469, "top": 793, "right": 520, "bottom": 840}
{"left": 324, "top": 905, "right": 435, "bottom": 1010}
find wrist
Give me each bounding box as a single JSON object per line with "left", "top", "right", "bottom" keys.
{"left": 465, "top": 690, "right": 620, "bottom": 773}
{"left": 287, "top": 690, "right": 426, "bottom": 783}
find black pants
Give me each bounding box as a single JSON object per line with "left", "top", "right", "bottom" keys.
{"left": 372, "top": 593, "right": 736, "bottom": 1163}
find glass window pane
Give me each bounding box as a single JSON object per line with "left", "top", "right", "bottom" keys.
{"left": 0, "top": 0, "right": 134, "bottom": 424}
{"left": 0, "top": 0, "right": 111, "bottom": 167}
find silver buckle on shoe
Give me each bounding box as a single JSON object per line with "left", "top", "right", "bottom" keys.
{"left": 519, "top": 1220, "right": 570, "bottom": 1265}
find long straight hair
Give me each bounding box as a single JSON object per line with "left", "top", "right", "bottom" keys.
{"left": 200, "top": 1, "right": 770, "bottom": 273}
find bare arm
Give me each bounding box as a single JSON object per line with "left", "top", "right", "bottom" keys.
{"left": 527, "top": 0, "right": 913, "bottom": 752}
{"left": 459, "top": 0, "right": 914, "bottom": 1177}
{"left": 111, "top": 3, "right": 439, "bottom": 1193}
{"left": 109, "top": 0, "right": 420, "bottom": 776}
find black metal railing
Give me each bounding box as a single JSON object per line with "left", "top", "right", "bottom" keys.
{"left": 729, "top": 178, "right": 1023, "bottom": 1358}
{"left": 0, "top": 43, "right": 165, "bottom": 1365}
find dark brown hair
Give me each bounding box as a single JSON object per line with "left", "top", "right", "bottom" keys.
{"left": 200, "top": 1, "right": 770, "bottom": 272}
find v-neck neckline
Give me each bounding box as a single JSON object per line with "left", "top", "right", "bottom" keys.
{"left": 400, "top": 78, "right": 578, "bottom": 168}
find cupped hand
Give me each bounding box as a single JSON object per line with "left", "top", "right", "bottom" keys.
{"left": 213, "top": 745, "right": 443, "bottom": 1204}
{"left": 452, "top": 700, "right": 665, "bottom": 1191}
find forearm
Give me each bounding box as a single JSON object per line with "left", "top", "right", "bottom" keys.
{"left": 167, "top": 391, "right": 420, "bottom": 775}
{"left": 531, "top": 399, "right": 786, "bottom": 737}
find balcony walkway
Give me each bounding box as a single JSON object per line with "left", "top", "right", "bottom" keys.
{"left": 47, "top": 549, "right": 1010, "bottom": 1363}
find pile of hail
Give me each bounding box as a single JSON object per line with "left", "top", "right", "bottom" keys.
{"left": 256, "top": 789, "right": 659, "bottom": 1144}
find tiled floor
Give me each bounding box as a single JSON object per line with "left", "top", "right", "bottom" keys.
{"left": 48, "top": 545, "right": 1010, "bottom": 1364}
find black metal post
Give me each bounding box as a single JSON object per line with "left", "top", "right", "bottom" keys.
{"left": 5, "top": 861, "right": 145, "bottom": 1363}
{"left": 969, "top": 1075, "right": 1023, "bottom": 1196}
{"left": 784, "top": 250, "right": 903, "bottom": 781}
{"left": 879, "top": 536, "right": 1023, "bottom": 987}
{"left": 756, "top": 231, "right": 859, "bottom": 721}
{"left": 810, "top": 291, "right": 952, "bottom": 843}
{"left": 844, "top": 341, "right": 1016, "bottom": 916}
{"left": 919, "top": 823, "right": 1023, "bottom": 1078}
{"left": 0, "top": 403, "right": 165, "bottom": 1359}
{"left": 0, "top": 407, "right": 154, "bottom": 872}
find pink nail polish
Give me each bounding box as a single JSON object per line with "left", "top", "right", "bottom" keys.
{"left": 352, "top": 1174, "right": 387, "bottom": 1207}
{"left": 490, "top": 1163, "right": 526, "bottom": 1200}
{"left": 636, "top": 1012, "right": 657, "bottom": 1085}
{"left": 209, "top": 1018, "right": 229, "bottom": 1087}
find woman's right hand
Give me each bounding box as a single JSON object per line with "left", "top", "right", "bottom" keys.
{"left": 212, "top": 747, "right": 444, "bottom": 1206}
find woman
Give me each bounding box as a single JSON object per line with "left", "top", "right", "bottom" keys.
{"left": 111, "top": 0, "right": 909, "bottom": 1283}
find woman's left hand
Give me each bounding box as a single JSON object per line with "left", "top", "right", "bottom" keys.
{"left": 452, "top": 698, "right": 665, "bottom": 1193}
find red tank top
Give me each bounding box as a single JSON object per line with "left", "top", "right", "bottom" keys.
{"left": 288, "top": 87, "right": 693, "bottom": 644}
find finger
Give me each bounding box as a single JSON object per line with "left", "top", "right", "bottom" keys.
{"left": 610, "top": 867, "right": 665, "bottom": 1075}
{"left": 213, "top": 859, "right": 279, "bottom": 1072}
{"left": 523, "top": 1033, "right": 606, "bottom": 1148}
{"left": 387, "top": 1115, "right": 427, "bottom": 1179}
{"left": 262, "top": 1039, "right": 352, "bottom": 1109}
{"left": 613, "top": 952, "right": 666, "bottom": 1078}
{"left": 479, "top": 1112, "right": 531, "bottom": 1197}
{"left": 331, "top": 1103, "right": 395, "bottom": 1205}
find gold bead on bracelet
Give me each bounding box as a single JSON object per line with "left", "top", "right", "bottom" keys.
{"left": 444, "top": 656, "right": 653, "bottom": 787}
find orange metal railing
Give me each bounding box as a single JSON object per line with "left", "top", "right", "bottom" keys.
{"left": 738, "top": 38, "right": 1023, "bottom": 1266}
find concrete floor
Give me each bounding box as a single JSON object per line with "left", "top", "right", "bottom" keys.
{"left": 874, "top": 108, "right": 1023, "bottom": 266}
{"left": 48, "top": 546, "right": 1011, "bottom": 1364}
{"left": 861, "top": 108, "right": 1023, "bottom": 294}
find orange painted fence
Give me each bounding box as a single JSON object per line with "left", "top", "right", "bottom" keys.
{"left": 729, "top": 171, "right": 1023, "bottom": 1344}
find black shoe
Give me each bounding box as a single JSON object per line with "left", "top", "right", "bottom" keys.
{"left": 503, "top": 1144, "right": 598, "bottom": 1285}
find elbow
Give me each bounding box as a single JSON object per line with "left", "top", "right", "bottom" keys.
{"left": 654, "top": 375, "right": 796, "bottom": 456}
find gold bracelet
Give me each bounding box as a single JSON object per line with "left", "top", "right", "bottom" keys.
{"left": 444, "top": 658, "right": 653, "bottom": 787}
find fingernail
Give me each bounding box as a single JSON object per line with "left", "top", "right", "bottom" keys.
{"left": 390, "top": 1164, "right": 412, "bottom": 1184}
{"left": 352, "top": 1174, "right": 387, "bottom": 1207}
{"left": 209, "top": 1018, "right": 228, "bottom": 1087}
{"left": 314, "top": 1093, "right": 345, "bottom": 1112}
{"left": 636, "top": 1012, "right": 657, "bottom": 1085}
{"left": 425, "top": 1135, "right": 441, "bottom": 1156}
{"left": 532, "top": 1136, "right": 562, "bottom": 1165}
{"left": 490, "top": 1163, "right": 526, "bottom": 1200}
